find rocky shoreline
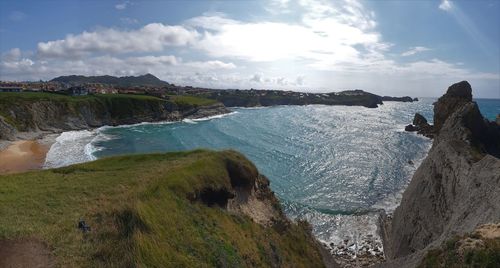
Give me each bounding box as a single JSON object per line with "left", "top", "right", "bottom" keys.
{"left": 377, "top": 81, "right": 500, "bottom": 267}
{"left": 0, "top": 101, "right": 230, "bottom": 174}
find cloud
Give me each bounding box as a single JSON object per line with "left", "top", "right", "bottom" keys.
{"left": 120, "top": 17, "right": 139, "bottom": 25}
{"left": 9, "top": 11, "right": 27, "bottom": 21}
{"left": 115, "top": 1, "right": 130, "bottom": 10}
{"left": 1, "top": 0, "right": 498, "bottom": 97}
{"left": 2, "top": 48, "right": 22, "bottom": 61}
{"left": 0, "top": 54, "right": 237, "bottom": 84}
{"left": 265, "top": 0, "right": 292, "bottom": 14}
{"left": 250, "top": 74, "right": 263, "bottom": 83}
{"left": 192, "top": 0, "right": 382, "bottom": 67}
{"left": 401, "top": 46, "right": 431, "bottom": 56}
{"left": 296, "top": 76, "right": 305, "bottom": 85}
{"left": 439, "top": 0, "right": 453, "bottom": 11}
{"left": 185, "top": 60, "right": 236, "bottom": 70}
{"left": 36, "top": 23, "right": 199, "bottom": 58}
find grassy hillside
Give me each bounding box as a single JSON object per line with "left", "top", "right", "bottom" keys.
{"left": 168, "top": 94, "right": 218, "bottom": 107}
{"left": 0, "top": 92, "right": 215, "bottom": 106}
{"left": 0, "top": 150, "right": 325, "bottom": 267}
{"left": 420, "top": 235, "right": 500, "bottom": 267}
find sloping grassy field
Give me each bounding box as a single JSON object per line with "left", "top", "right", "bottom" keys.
{"left": 0, "top": 150, "right": 324, "bottom": 267}
{"left": 0, "top": 92, "right": 217, "bottom": 107}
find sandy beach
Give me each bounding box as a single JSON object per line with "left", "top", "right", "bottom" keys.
{"left": 0, "top": 140, "right": 50, "bottom": 174}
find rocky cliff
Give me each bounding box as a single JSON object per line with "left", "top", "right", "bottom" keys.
{"left": 207, "top": 89, "right": 385, "bottom": 108}
{"left": 0, "top": 93, "right": 228, "bottom": 140}
{"left": 380, "top": 81, "right": 500, "bottom": 267}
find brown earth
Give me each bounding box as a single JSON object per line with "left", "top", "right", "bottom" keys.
{"left": 0, "top": 140, "right": 49, "bottom": 174}
{"left": 0, "top": 239, "right": 53, "bottom": 268}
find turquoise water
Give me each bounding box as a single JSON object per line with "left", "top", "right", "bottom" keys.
{"left": 476, "top": 98, "right": 500, "bottom": 121}
{"left": 44, "top": 98, "right": 498, "bottom": 247}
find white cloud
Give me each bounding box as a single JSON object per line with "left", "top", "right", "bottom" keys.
{"left": 439, "top": 0, "right": 453, "bottom": 11}
{"left": 36, "top": 23, "right": 199, "bottom": 58}
{"left": 120, "top": 17, "right": 139, "bottom": 25}
{"left": 265, "top": 0, "right": 292, "bottom": 14}
{"left": 296, "top": 76, "right": 305, "bottom": 85}
{"left": 126, "top": 55, "right": 179, "bottom": 66}
{"left": 115, "top": 1, "right": 130, "bottom": 10}
{"left": 401, "top": 46, "right": 431, "bottom": 56}
{"left": 192, "top": 0, "right": 382, "bottom": 66}
{"left": 185, "top": 60, "right": 236, "bottom": 70}
{"left": 250, "top": 74, "right": 263, "bottom": 83}
{"left": 1, "top": 0, "right": 498, "bottom": 97}
{"left": 2, "top": 48, "right": 22, "bottom": 61}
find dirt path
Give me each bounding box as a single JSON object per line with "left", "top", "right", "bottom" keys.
{"left": 0, "top": 239, "right": 53, "bottom": 268}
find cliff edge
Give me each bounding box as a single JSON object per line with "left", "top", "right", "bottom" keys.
{"left": 0, "top": 92, "right": 228, "bottom": 141}
{"left": 380, "top": 81, "right": 500, "bottom": 267}
{"left": 0, "top": 150, "right": 333, "bottom": 267}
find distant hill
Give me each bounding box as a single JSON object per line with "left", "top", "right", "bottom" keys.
{"left": 50, "top": 73, "right": 169, "bottom": 87}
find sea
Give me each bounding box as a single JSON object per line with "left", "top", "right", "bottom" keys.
{"left": 44, "top": 98, "right": 499, "bottom": 257}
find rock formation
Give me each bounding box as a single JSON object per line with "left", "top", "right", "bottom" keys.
{"left": 404, "top": 113, "right": 434, "bottom": 138}
{"left": 379, "top": 81, "right": 500, "bottom": 267}
{"left": 381, "top": 96, "right": 416, "bottom": 102}
{"left": 0, "top": 96, "right": 228, "bottom": 141}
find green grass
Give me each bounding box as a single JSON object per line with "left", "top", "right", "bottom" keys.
{"left": 420, "top": 234, "right": 500, "bottom": 268}
{"left": 168, "top": 95, "right": 218, "bottom": 107}
{"left": 0, "top": 150, "right": 324, "bottom": 267}
{"left": 0, "top": 92, "right": 217, "bottom": 107}
{"left": 0, "top": 92, "right": 222, "bottom": 132}
{"left": 0, "top": 92, "right": 162, "bottom": 103}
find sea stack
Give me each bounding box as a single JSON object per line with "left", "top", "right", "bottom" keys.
{"left": 380, "top": 81, "right": 500, "bottom": 267}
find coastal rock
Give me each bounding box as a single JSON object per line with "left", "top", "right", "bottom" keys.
{"left": 404, "top": 124, "right": 416, "bottom": 132}
{"left": 380, "top": 81, "right": 500, "bottom": 267}
{"left": 381, "top": 96, "right": 415, "bottom": 102}
{"left": 0, "top": 116, "right": 17, "bottom": 140}
{"left": 433, "top": 80, "right": 472, "bottom": 132}
{"left": 212, "top": 89, "right": 385, "bottom": 108}
{"left": 412, "top": 113, "right": 427, "bottom": 126}
{"left": 0, "top": 96, "right": 229, "bottom": 140}
{"left": 404, "top": 113, "right": 434, "bottom": 138}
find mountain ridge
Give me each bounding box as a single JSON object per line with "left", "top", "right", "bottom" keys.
{"left": 50, "top": 73, "right": 169, "bottom": 87}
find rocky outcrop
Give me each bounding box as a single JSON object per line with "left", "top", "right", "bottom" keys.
{"left": 404, "top": 113, "right": 434, "bottom": 138}
{"left": 210, "top": 89, "right": 386, "bottom": 108}
{"left": 0, "top": 116, "right": 17, "bottom": 140}
{"left": 0, "top": 96, "right": 229, "bottom": 140}
{"left": 381, "top": 96, "right": 416, "bottom": 102}
{"left": 433, "top": 81, "right": 473, "bottom": 132}
{"left": 380, "top": 81, "right": 500, "bottom": 267}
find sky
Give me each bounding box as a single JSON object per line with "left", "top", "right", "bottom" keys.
{"left": 0, "top": 0, "right": 499, "bottom": 98}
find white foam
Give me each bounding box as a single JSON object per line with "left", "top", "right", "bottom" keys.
{"left": 44, "top": 130, "right": 98, "bottom": 168}
{"left": 191, "top": 111, "right": 238, "bottom": 122}
{"left": 182, "top": 118, "right": 197, "bottom": 124}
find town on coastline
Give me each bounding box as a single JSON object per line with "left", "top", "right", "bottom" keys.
{"left": 0, "top": 73, "right": 417, "bottom": 108}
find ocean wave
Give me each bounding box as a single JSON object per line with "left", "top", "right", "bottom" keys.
{"left": 191, "top": 111, "right": 238, "bottom": 122}
{"left": 182, "top": 118, "right": 197, "bottom": 124}
{"left": 44, "top": 130, "right": 98, "bottom": 168}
